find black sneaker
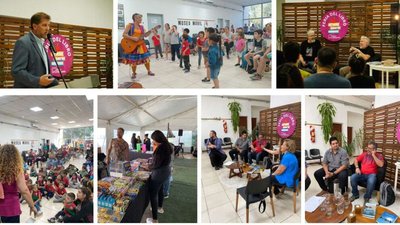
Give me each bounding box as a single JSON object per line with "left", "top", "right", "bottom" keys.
{"left": 248, "top": 69, "right": 256, "bottom": 74}
{"left": 235, "top": 63, "right": 240, "bottom": 66}
{"left": 184, "top": 70, "right": 190, "bottom": 73}
{"left": 179, "top": 65, "right": 183, "bottom": 68}
{"left": 48, "top": 218, "right": 56, "bottom": 223}
{"left": 202, "top": 77, "right": 210, "bottom": 82}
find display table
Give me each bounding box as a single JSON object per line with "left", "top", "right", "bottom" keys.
{"left": 305, "top": 195, "right": 352, "bottom": 223}
{"left": 121, "top": 182, "right": 149, "bottom": 223}
{"left": 367, "top": 63, "right": 400, "bottom": 88}
{"left": 350, "top": 205, "right": 399, "bottom": 223}
{"left": 129, "top": 151, "right": 153, "bottom": 161}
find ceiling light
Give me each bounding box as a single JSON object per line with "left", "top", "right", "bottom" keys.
{"left": 51, "top": 116, "right": 59, "bottom": 120}
{"left": 30, "top": 107, "right": 43, "bottom": 112}
{"left": 51, "top": 123, "right": 58, "bottom": 126}
{"left": 75, "top": 124, "right": 81, "bottom": 127}
{"left": 89, "top": 118, "right": 93, "bottom": 121}
{"left": 68, "top": 121, "right": 76, "bottom": 124}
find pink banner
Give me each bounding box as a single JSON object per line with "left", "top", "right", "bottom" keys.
{"left": 277, "top": 112, "right": 297, "bottom": 138}
{"left": 320, "top": 10, "right": 348, "bottom": 42}
{"left": 44, "top": 34, "right": 73, "bottom": 78}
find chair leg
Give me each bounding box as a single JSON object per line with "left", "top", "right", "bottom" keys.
{"left": 235, "top": 192, "right": 239, "bottom": 212}
{"left": 270, "top": 195, "right": 275, "bottom": 217}
{"left": 246, "top": 207, "right": 249, "bottom": 223}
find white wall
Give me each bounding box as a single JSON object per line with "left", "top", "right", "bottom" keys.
{"left": 304, "top": 96, "right": 366, "bottom": 156}
{"left": 270, "top": 95, "right": 301, "bottom": 108}
{"left": 118, "top": 0, "right": 243, "bottom": 42}
{"left": 0, "top": 114, "right": 59, "bottom": 152}
{"left": 374, "top": 96, "right": 400, "bottom": 108}
{"left": 0, "top": 0, "right": 112, "bottom": 28}
{"left": 201, "top": 96, "right": 269, "bottom": 148}
{"left": 347, "top": 111, "right": 364, "bottom": 155}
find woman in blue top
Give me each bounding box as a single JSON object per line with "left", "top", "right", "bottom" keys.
{"left": 271, "top": 139, "right": 299, "bottom": 195}
{"left": 208, "top": 33, "right": 224, "bottom": 89}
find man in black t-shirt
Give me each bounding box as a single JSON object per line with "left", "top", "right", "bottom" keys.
{"left": 340, "top": 36, "right": 375, "bottom": 76}
{"left": 300, "top": 29, "right": 322, "bottom": 70}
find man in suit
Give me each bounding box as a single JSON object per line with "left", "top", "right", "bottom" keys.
{"left": 12, "top": 12, "right": 59, "bottom": 88}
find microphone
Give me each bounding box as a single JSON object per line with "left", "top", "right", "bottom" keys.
{"left": 47, "top": 33, "right": 57, "bottom": 54}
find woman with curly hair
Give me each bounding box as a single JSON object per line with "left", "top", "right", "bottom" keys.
{"left": 0, "top": 144, "right": 38, "bottom": 223}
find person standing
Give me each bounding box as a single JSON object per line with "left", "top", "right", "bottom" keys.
{"left": 106, "top": 128, "right": 129, "bottom": 165}
{"left": 145, "top": 130, "right": 172, "bottom": 223}
{"left": 143, "top": 134, "right": 151, "bottom": 152}
{"left": 11, "top": 12, "right": 59, "bottom": 88}
{"left": 122, "top": 13, "right": 155, "bottom": 79}
{"left": 0, "top": 144, "right": 38, "bottom": 222}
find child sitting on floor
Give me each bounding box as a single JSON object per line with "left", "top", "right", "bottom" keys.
{"left": 69, "top": 173, "right": 81, "bottom": 189}
{"left": 36, "top": 175, "right": 46, "bottom": 196}
{"left": 44, "top": 179, "right": 55, "bottom": 199}
{"left": 48, "top": 192, "right": 76, "bottom": 223}
{"left": 54, "top": 182, "right": 67, "bottom": 203}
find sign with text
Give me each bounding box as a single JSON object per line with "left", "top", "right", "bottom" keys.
{"left": 320, "top": 10, "right": 348, "bottom": 42}
{"left": 277, "top": 112, "right": 297, "bottom": 138}
{"left": 44, "top": 34, "right": 73, "bottom": 78}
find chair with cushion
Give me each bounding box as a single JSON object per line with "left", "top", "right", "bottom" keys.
{"left": 236, "top": 176, "right": 275, "bottom": 223}
{"left": 309, "top": 148, "right": 323, "bottom": 164}
{"left": 305, "top": 150, "right": 311, "bottom": 161}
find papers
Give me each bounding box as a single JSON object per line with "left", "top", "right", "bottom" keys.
{"left": 305, "top": 196, "right": 325, "bottom": 212}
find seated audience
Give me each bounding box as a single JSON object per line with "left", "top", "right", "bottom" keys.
{"left": 340, "top": 36, "right": 375, "bottom": 76}
{"left": 347, "top": 55, "right": 376, "bottom": 88}
{"left": 350, "top": 140, "right": 384, "bottom": 204}
{"left": 228, "top": 131, "right": 250, "bottom": 162}
{"left": 277, "top": 63, "right": 304, "bottom": 88}
{"left": 206, "top": 130, "right": 227, "bottom": 170}
{"left": 63, "top": 187, "right": 93, "bottom": 223}
{"left": 248, "top": 134, "right": 270, "bottom": 165}
{"left": 314, "top": 136, "right": 349, "bottom": 194}
{"left": 284, "top": 41, "right": 311, "bottom": 79}
{"left": 244, "top": 30, "right": 268, "bottom": 74}
{"left": 271, "top": 139, "right": 299, "bottom": 195}
{"left": 299, "top": 29, "right": 321, "bottom": 71}
{"left": 304, "top": 47, "right": 352, "bottom": 88}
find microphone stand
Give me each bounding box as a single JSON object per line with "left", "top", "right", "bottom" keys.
{"left": 49, "top": 49, "right": 68, "bottom": 88}
{"left": 48, "top": 35, "right": 68, "bottom": 88}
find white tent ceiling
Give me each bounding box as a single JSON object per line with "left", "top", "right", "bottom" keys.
{"left": 0, "top": 96, "right": 93, "bottom": 129}
{"left": 98, "top": 96, "right": 197, "bottom": 131}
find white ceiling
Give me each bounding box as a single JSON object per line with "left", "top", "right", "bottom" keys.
{"left": 0, "top": 96, "right": 93, "bottom": 129}
{"left": 98, "top": 96, "right": 197, "bottom": 130}
{"left": 316, "top": 95, "right": 374, "bottom": 110}
{"left": 213, "top": 95, "right": 270, "bottom": 103}
{"left": 204, "top": 0, "right": 270, "bottom": 6}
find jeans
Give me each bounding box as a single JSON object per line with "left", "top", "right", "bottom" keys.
{"left": 197, "top": 48, "right": 202, "bottom": 66}
{"left": 0, "top": 216, "right": 20, "bottom": 223}
{"left": 248, "top": 151, "right": 268, "bottom": 164}
{"left": 34, "top": 201, "right": 41, "bottom": 212}
{"left": 163, "top": 175, "right": 173, "bottom": 196}
{"left": 183, "top": 55, "right": 190, "bottom": 71}
{"left": 154, "top": 45, "right": 163, "bottom": 58}
{"left": 149, "top": 166, "right": 171, "bottom": 220}
{"left": 314, "top": 168, "right": 348, "bottom": 194}
{"left": 228, "top": 148, "right": 248, "bottom": 162}
{"left": 351, "top": 173, "right": 377, "bottom": 199}
{"left": 171, "top": 44, "right": 181, "bottom": 61}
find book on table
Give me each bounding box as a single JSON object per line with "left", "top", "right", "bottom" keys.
{"left": 362, "top": 202, "right": 377, "bottom": 219}
{"left": 376, "top": 211, "right": 398, "bottom": 223}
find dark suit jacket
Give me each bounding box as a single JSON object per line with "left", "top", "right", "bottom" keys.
{"left": 11, "top": 32, "right": 59, "bottom": 88}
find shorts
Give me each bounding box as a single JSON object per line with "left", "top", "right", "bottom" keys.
{"left": 236, "top": 50, "right": 244, "bottom": 56}
{"left": 202, "top": 52, "right": 208, "bottom": 65}
{"left": 210, "top": 67, "right": 221, "bottom": 80}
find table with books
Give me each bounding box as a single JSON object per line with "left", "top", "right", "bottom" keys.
{"left": 97, "top": 159, "right": 152, "bottom": 223}
{"left": 349, "top": 204, "right": 399, "bottom": 223}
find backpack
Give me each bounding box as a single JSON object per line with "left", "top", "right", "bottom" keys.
{"left": 379, "top": 181, "right": 395, "bottom": 206}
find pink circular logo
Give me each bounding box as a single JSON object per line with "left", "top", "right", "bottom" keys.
{"left": 44, "top": 35, "right": 73, "bottom": 78}
{"left": 277, "top": 112, "right": 297, "bottom": 138}
{"left": 397, "top": 123, "right": 400, "bottom": 143}
{"left": 320, "top": 10, "right": 348, "bottom": 42}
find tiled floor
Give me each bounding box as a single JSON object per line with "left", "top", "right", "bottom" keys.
{"left": 306, "top": 163, "right": 400, "bottom": 222}
{"left": 201, "top": 151, "right": 301, "bottom": 223}
{"left": 20, "top": 156, "right": 86, "bottom": 223}
{"left": 118, "top": 53, "right": 271, "bottom": 89}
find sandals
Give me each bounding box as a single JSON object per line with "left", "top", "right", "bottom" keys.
{"left": 131, "top": 73, "right": 137, "bottom": 79}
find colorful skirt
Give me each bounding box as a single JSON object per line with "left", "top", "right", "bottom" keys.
{"left": 122, "top": 43, "right": 151, "bottom": 65}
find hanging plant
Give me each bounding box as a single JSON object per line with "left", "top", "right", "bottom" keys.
{"left": 317, "top": 102, "right": 336, "bottom": 144}
{"left": 228, "top": 101, "right": 241, "bottom": 133}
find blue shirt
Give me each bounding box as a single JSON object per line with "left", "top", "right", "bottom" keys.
{"left": 208, "top": 45, "right": 224, "bottom": 69}
{"left": 206, "top": 137, "right": 224, "bottom": 155}
{"left": 304, "top": 73, "right": 351, "bottom": 88}
{"left": 275, "top": 152, "right": 298, "bottom": 187}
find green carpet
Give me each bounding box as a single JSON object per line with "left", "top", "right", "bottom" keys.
{"left": 158, "top": 157, "right": 197, "bottom": 223}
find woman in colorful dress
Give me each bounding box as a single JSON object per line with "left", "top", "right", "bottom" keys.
{"left": 122, "top": 13, "right": 155, "bottom": 79}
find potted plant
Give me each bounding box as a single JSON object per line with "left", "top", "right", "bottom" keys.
{"left": 317, "top": 102, "right": 337, "bottom": 144}
{"left": 228, "top": 101, "right": 241, "bottom": 133}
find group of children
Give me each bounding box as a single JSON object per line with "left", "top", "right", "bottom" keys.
{"left": 21, "top": 147, "right": 94, "bottom": 223}
{"left": 149, "top": 23, "right": 271, "bottom": 88}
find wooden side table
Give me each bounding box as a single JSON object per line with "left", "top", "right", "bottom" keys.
{"left": 227, "top": 162, "right": 243, "bottom": 178}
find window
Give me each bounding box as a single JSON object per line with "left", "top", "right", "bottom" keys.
{"left": 243, "top": 2, "right": 271, "bottom": 30}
